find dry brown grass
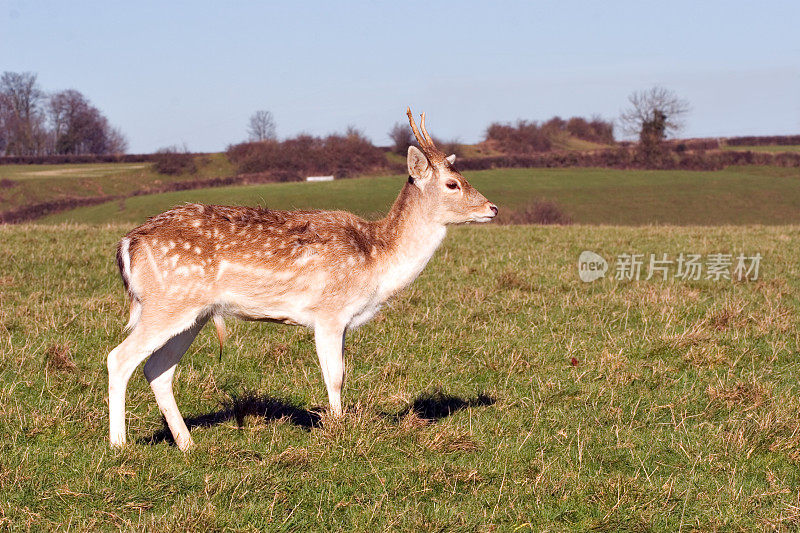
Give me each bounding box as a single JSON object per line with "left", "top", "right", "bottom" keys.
{"left": 45, "top": 343, "right": 77, "bottom": 372}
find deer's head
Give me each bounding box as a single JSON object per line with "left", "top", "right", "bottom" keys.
{"left": 406, "top": 108, "right": 498, "bottom": 225}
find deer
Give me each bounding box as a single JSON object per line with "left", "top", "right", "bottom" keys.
{"left": 107, "top": 109, "right": 498, "bottom": 450}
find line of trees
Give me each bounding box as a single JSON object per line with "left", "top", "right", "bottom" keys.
{"left": 0, "top": 71, "right": 127, "bottom": 156}
{"left": 245, "top": 85, "right": 690, "bottom": 164}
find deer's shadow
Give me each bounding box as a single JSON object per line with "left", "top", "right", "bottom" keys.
{"left": 141, "top": 389, "right": 496, "bottom": 447}
{"left": 141, "top": 394, "right": 322, "bottom": 446}
{"left": 387, "top": 389, "right": 496, "bottom": 422}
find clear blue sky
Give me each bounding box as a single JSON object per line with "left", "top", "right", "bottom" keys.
{"left": 2, "top": 0, "right": 798, "bottom": 153}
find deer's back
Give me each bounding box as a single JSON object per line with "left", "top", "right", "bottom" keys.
{"left": 121, "top": 204, "right": 387, "bottom": 324}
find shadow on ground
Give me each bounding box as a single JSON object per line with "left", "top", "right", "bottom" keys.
{"left": 142, "top": 389, "right": 496, "bottom": 446}
{"left": 141, "top": 393, "right": 321, "bottom": 445}
{"left": 390, "top": 389, "right": 496, "bottom": 422}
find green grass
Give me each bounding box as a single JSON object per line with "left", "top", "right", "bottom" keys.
{"left": 0, "top": 154, "right": 235, "bottom": 213}
{"left": 721, "top": 145, "right": 800, "bottom": 153}
{"left": 42, "top": 165, "right": 800, "bottom": 226}
{"left": 1, "top": 223, "right": 799, "bottom": 530}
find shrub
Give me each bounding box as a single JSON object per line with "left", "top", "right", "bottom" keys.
{"left": 0, "top": 154, "right": 154, "bottom": 165}
{"left": 485, "top": 115, "right": 615, "bottom": 154}
{"left": 388, "top": 122, "right": 413, "bottom": 155}
{"left": 495, "top": 200, "right": 572, "bottom": 225}
{"left": 432, "top": 137, "right": 465, "bottom": 159}
{"left": 485, "top": 120, "right": 552, "bottom": 154}
{"left": 153, "top": 147, "right": 197, "bottom": 175}
{"left": 724, "top": 135, "right": 800, "bottom": 147}
{"left": 227, "top": 129, "right": 387, "bottom": 178}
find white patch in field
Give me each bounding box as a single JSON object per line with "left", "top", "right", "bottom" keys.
{"left": 183, "top": 242, "right": 190, "bottom": 250}
{"left": 194, "top": 246, "right": 201, "bottom": 254}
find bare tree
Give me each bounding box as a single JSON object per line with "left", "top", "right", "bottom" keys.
{"left": 0, "top": 92, "right": 10, "bottom": 154}
{"left": 620, "top": 86, "right": 690, "bottom": 142}
{"left": 48, "top": 89, "right": 127, "bottom": 154}
{"left": 0, "top": 71, "right": 47, "bottom": 155}
{"left": 105, "top": 126, "right": 129, "bottom": 154}
{"left": 247, "top": 110, "right": 276, "bottom": 141}
{"left": 388, "top": 121, "right": 413, "bottom": 155}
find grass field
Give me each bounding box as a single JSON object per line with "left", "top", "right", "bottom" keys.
{"left": 1, "top": 222, "right": 799, "bottom": 530}
{"left": 722, "top": 145, "right": 800, "bottom": 153}
{"left": 42, "top": 165, "right": 800, "bottom": 226}
{"left": 0, "top": 154, "right": 235, "bottom": 213}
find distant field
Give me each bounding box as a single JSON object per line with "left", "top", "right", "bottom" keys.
{"left": 1, "top": 223, "right": 799, "bottom": 529}
{"left": 0, "top": 154, "right": 234, "bottom": 213}
{"left": 722, "top": 145, "right": 800, "bottom": 153}
{"left": 42, "top": 165, "right": 800, "bottom": 226}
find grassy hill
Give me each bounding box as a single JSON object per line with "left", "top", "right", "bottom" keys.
{"left": 0, "top": 154, "right": 234, "bottom": 214}
{"left": 41, "top": 165, "right": 800, "bottom": 226}
{"left": 1, "top": 222, "right": 798, "bottom": 529}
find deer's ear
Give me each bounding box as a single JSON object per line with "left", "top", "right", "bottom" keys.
{"left": 446, "top": 154, "right": 456, "bottom": 165}
{"left": 407, "top": 146, "right": 432, "bottom": 182}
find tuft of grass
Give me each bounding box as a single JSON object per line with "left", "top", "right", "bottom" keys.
{"left": 45, "top": 343, "right": 77, "bottom": 372}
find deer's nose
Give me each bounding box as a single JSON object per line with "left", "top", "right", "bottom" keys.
{"left": 489, "top": 204, "right": 498, "bottom": 216}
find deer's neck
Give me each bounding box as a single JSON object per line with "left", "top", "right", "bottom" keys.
{"left": 373, "top": 182, "right": 446, "bottom": 298}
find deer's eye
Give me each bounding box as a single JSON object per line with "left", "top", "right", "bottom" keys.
{"left": 446, "top": 181, "right": 459, "bottom": 190}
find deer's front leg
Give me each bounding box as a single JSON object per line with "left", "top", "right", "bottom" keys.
{"left": 314, "top": 323, "right": 346, "bottom": 416}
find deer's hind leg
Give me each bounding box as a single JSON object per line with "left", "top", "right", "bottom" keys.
{"left": 107, "top": 311, "right": 205, "bottom": 449}
{"left": 143, "top": 317, "right": 208, "bottom": 451}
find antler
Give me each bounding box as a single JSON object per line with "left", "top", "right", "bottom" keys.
{"left": 406, "top": 107, "right": 445, "bottom": 162}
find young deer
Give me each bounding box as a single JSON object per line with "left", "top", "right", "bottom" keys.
{"left": 107, "top": 109, "right": 497, "bottom": 450}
